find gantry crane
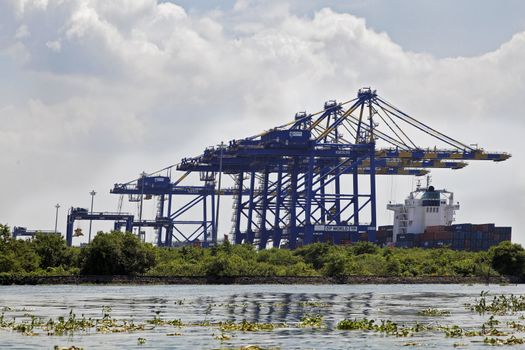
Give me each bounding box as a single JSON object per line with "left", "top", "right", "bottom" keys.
{"left": 177, "top": 88, "right": 509, "bottom": 249}
{"left": 107, "top": 87, "right": 509, "bottom": 249}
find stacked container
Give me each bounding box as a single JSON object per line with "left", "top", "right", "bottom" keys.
{"left": 395, "top": 223, "right": 512, "bottom": 251}
{"left": 376, "top": 225, "right": 393, "bottom": 246}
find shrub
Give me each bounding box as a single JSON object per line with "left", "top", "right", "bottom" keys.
{"left": 33, "top": 233, "right": 72, "bottom": 269}
{"left": 80, "top": 231, "right": 156, "bottom": 275}
{"left": 489, "top": 241, "right": 525, "bottom": 277}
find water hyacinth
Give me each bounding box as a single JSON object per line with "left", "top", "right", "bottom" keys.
{"left": 417, "top": 308, "right": 451, "bottom": 316}
{"left": 336, "top": 318, "right": 412, "bottom": 337}
{"left": 467, "top": 291, "right": 525, "bottom": 315}
{"left": 299, "top": 314, "right": 324, "bottom": 328}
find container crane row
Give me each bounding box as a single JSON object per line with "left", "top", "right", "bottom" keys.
{"left": 65, "top": 87, "right": 510, "bottom": 248}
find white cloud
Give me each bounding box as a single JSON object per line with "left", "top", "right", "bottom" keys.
{"left": 0, "top": 1, "right": 523, "bottom": 244}
{"left": 15, "top": 25, "right": 30, "bottom": 39}
{"left": 45, "top": 40, "right": 61, "bottom": 51}
{"left": 11, "top": 0, "right": 50, "bottom": 17}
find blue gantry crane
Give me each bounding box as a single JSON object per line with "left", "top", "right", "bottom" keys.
{"left": 12, "top": 227, "right": 59, "bottom": 239}
{"left": 65, "top": 207, "right": 134, "bottom": 246}
{"left": 89, "top": 87, "right": 509, "bottom": 249}
{"left": 110, "top": 175, "right": 217, "bottom": 247}
{"left": 176, "top": 88, "right": 509, "bottom": 249}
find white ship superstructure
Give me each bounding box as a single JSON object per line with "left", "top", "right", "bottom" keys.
{"left": 387, "top": 179, "right": 460, "bottom": 242}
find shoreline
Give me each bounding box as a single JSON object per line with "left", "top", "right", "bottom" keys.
{"left": 0, "top": 275, "right": 520, "bottom": 285}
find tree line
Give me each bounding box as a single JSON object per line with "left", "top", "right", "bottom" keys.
{"left": 1, "top": 224, "right": 523, "bottom": 279}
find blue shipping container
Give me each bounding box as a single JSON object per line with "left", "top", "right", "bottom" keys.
{"left": 453, "top": 224, "right": 473, "bottom": 232}
{"left": 262, "top": 130, "right": 311, "bottom": 148}
{"left": 453, "top": 231, "right": 465, "bottom": 240}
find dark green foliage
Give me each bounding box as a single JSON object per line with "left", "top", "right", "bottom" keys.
{"left": 293, "top": 243, "right": 335, "bottom": 269}
{"left": 350, "top": 241, "right": 380, "bottom": 255}
{"left": 0, "top": 225, "right": 522, "bottom": 279}
{"left": 489, "top": 241, "right": 525, "bottom": 276}
{"left": 0, "top": 225, "right": 40, "bottom": 273}
{"left": 33, "top": 233, "right": 72, "bottom": 269}
{"left": 0, "top": 224, "right": 10, "bottom": 242}
{"left": 323, "top": 251, "right": 351, "bottom": 277}
{"left": 79, "top": 231, "right": 156, "bottom": 275}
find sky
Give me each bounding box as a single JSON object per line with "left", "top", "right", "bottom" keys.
{"left": 0, "top": 0, "right": 524, "bottom": 245}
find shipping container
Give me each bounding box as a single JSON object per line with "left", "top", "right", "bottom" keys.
{"left": 472, "top": 232, "right": 483, "bottom": 240}
{"left": 452, "top": 240, "right": 465, "bottom": 250}
{"left": 420, "top": 232, "right": 435, "bottom": 241}
{"left": 434, "top": 231, "right": 453, "bottom": 240}
{"left": 495, "top": 226, "right": 512, "bottom": 234}
{"left": 452, "top": 223, "right": 473, "bottom": 232}
{"left": 261, "top": 130, "right": 311, "bottom": 148}
{"left": 137, "top": 176, "right": 171, "bottom": 190}
{"left": 453, "top": 231, "right": 465, "bottom": 240}
{"left": 472, "top": 223, "right": 495, "bottom": 232}
{"left": 397, "top": 233, "right": 417, "bottom": 241}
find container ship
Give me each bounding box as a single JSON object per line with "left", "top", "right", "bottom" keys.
{"left": 378, "top": 180, "right": 511, "bottom": 251}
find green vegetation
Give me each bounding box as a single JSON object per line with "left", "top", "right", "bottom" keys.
{"left": 336, "top": 318, "right": 413, "bottom": 336}
{"left": 489, "top": 241, "right": 525, "bottom": 277}
{"left": 467, "top": 291, "right": 525, "bottom": 315}
{"left": 0, "top": 224, "right": 522, "bottom": 279}
{"left": 417, "top": 308, "right": 451, "bottom": 317}
{"left": 298, "top": 314, "right": 324, "bottom": 328}
{"left": 79, "top": 231, "right": 156, "bottom": 275}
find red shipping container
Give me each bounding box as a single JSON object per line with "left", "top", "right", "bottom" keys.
{"left": 434, "top": 231, "right": 453, "bottom": 240}
{"left": 421, "top": 231, "right": 435, "bottom": 240}
{"left": 473, "top": 223, "right": 496, "bottom": 232}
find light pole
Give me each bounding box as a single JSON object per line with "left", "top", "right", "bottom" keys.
{"left": 215, "top": 142, "right": 224, "bottom": 242}
{"left": 138, "top": 172, "right": 146, "bottom": 242}
{"left": 54, "top": 203, "right": 60, "bottom": 234}
{"left": 88, "top": 190, "right": 96, "bottom": 243}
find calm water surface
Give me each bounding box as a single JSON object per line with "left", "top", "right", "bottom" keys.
{"left": 1, "top": 284, "right": 525, "bottom": 349}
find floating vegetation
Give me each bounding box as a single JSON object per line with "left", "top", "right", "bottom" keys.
{"left": 297, "top": 301, "right": 331, "bottom": 308}
{"left": 147, "top": 311, "right": 164, "bottom": 325}
{"left": 439, "top": 316, "right": 507, "bottom": 338}
{"left": 507, "top": 321, "right": 525, "bottom": 331}
{"left": 440, "top": 325, "right": 481, "bottom": 338}
{"left": 484, "top": 336, "right": 525, "bottom": 346}
{"left": 467, "top": 291, "right": 525, "bottom": 315}
{"left": 214, "top": 332, "right": 232, "bottom": 341}
{"left": 167, "top": 319, "right": 184, "bottom": 327}
{"left": 417, "top": 308, "right": 450, "bottom": 317}
{"left": 218, "top": 319, "right": 283, "bottom": 332}
{"left": 0, "top": 308, "right": 151, "bottom": 337}
{"left": 53, "top": 346, "right": 83, "bottom": 350}
{"left": 137, "top": 337, "right": 146, "bottom": 345}
{"left": 299, "top": 314, "right": 324, "bottom": 328}
{"left": 336, "top": 318, "right": 376, "bottom": 331}
{"left": 336, "top": 318, "right": 413, "bottom": 337}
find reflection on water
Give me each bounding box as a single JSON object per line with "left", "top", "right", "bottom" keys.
{"left": 1, "top": 284, "right": 525, "bottom": 349}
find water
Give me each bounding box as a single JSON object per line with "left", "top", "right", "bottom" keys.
{"left": 1, "top": 284, "right": 525, "bottom": 349}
